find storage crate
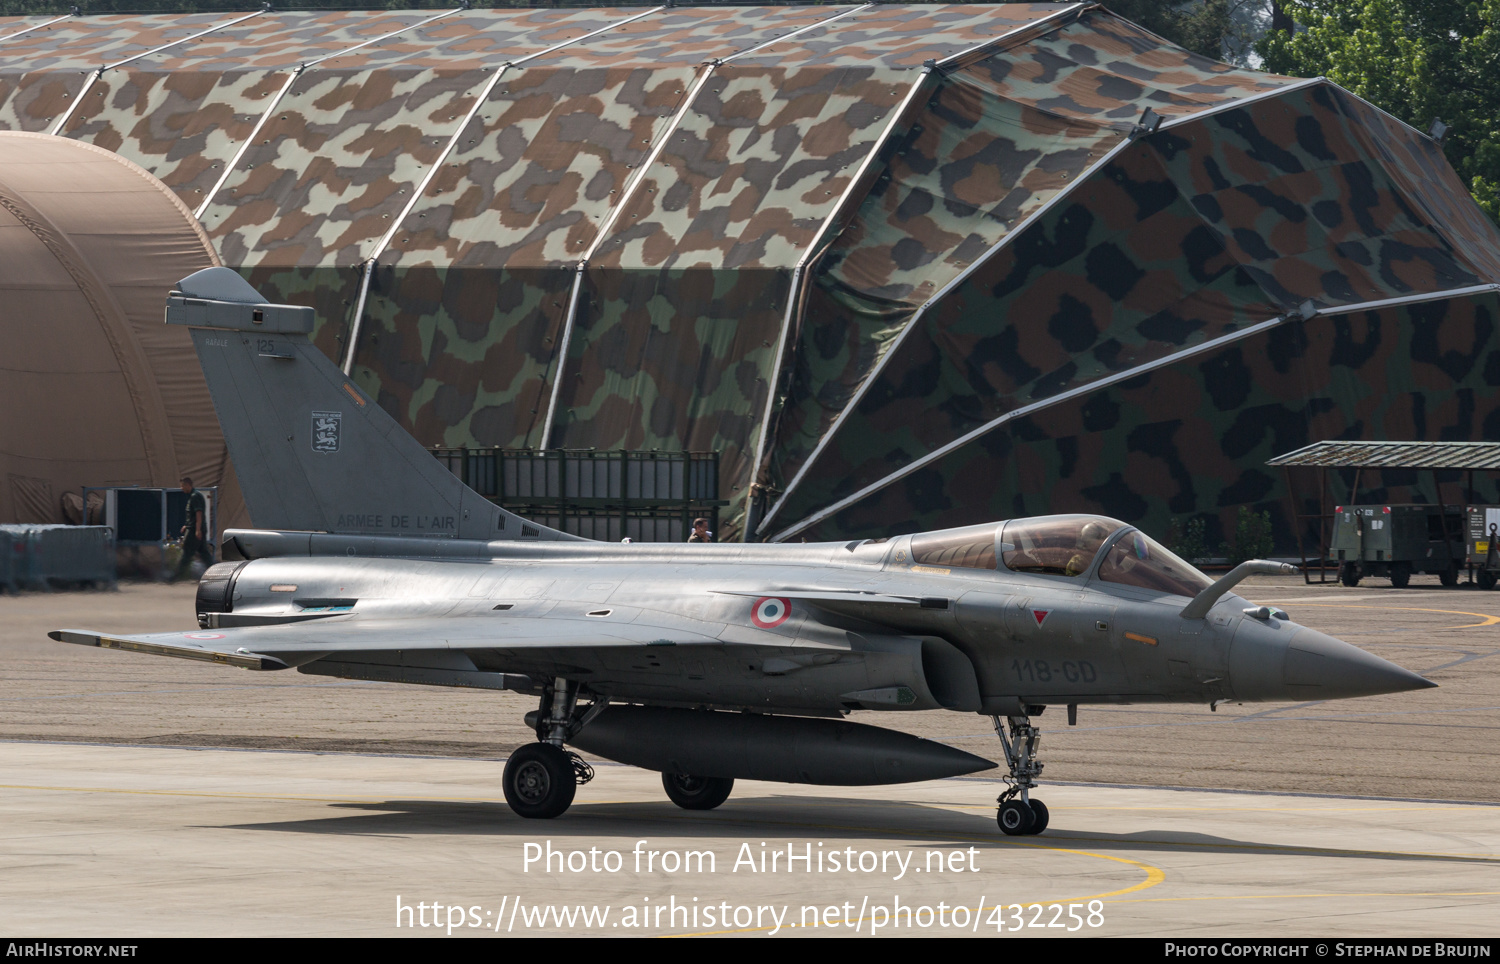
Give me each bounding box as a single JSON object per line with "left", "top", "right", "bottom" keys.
{"left": 0, "top": 524, "right": 115, "bottom": 589}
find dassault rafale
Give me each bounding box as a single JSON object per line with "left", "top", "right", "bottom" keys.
{"left": 51, "top": 268, "right": 1436, "bottom": 835}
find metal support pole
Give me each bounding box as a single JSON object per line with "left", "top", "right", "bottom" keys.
{"left": 55, "top": 9, "right": 267, "bottom": 137}
{"left": 47, "top": 67, "right": 101, "bottom": 135}
{"left": 1319, "top": 466, "right": 1329, "bottom": 583}
{"left": 341, "top": 259, "right": 376, "bottom": 375}
{"left": 1436, "top": 469, "right": 1458, "bottom": 583}
{"left": 1469, "top": 468, "right": 1476, "bottom": 584}
{"left": 0, "top": 12, "right": 74, "bottom": 44}
{"left": 195, "top": 66, "right": 302, "bottom": 219}
{"left": 1283, "top": 465, "right": 1309, "bottom": 584}
{"left": 758, "top": 133, "right": 1141, "bottom": 538}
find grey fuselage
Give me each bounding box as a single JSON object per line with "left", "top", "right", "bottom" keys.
{"left": 213, "top": 524, "right": 1351, "bottom": 716}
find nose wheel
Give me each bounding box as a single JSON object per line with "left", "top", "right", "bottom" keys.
{"left": 994, "top": 714, "right": 1049, "bottom": 836}
{"left": 997, "top": 798, "right": 1050, "bottom": 835}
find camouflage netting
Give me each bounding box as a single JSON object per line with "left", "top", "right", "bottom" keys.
{"left": 4, "top": 4, "right": 1496, "bottom": 547}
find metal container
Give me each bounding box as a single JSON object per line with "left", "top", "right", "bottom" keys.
{"left": 0, "top": 528, "right": 13, "bottom": 592}
{"left": 1466, "top": 505, "right": 1500, "bottom": 589}
{"left": 1330, "top": 504, "right": 1466, "bottom": 587}
{"left": 0, "top": 524, "right": 115, "bottom": 589}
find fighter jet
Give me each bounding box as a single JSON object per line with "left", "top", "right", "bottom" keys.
{"left": 50, "top": 269, "right": 1436, "bottom": 834}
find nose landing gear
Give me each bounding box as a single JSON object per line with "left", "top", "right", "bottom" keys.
{"left": 994, "top": 714, "right": 1049, "bottom": 835}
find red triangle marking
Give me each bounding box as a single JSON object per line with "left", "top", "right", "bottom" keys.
{"left": 1032, "top": 610, "right": 1049, "bottom": 626}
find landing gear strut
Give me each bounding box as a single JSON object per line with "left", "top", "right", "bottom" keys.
{"left": 502, "top": 678, "right": 601, "bottom": 820}
{"left": 993, "top": 714, "right": 1049, "bottom": 836}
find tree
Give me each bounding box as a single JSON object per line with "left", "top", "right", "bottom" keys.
{"left": 1223, "top": 506, "right": 1274, "bottom": 566}
{"left": 1167, "top": 515, "right": 1211, "bottom": 564}
{"left": 1258, "top": 0, "right": 1500, "bottom": 224}
{"left": 1101, "top": 0, "right": 1234, "bottom": 61}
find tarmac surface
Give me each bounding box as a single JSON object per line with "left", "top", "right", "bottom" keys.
{"left": 1, "top": 742, "right": 1495, "bottom": 937}
{"left": 1, "top": 574, "right": 1497, "bottom": 936}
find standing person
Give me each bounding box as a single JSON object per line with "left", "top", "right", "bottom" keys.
{"left": 171, "top": 477, "right": 213, "bottom": 582}
{"left": 686, "top": 517, "right": 713, "bottom": 543}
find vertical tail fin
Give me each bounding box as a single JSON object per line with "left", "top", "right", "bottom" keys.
{"left": 166, "top": 267, "right": 578, "bottom": 542}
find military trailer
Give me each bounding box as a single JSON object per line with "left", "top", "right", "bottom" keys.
{"left": 1331, "top": 505, "right": 1466, "bottom": 588}
{"left": 1466, "top": 506, "right": 1500, "bottom": 590}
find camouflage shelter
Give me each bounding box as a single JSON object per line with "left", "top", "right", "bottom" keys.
{"left": 2, "top": 4, "right": 1497, "bottom": 547}
{"left": 0, "top": 131, "right": 240, "bottom": 527}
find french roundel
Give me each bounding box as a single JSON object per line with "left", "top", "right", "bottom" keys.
{"left": 751, "top": 596, "right": 791, "bottom": 628}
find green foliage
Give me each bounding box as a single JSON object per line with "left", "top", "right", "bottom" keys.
{"left": 1258, "top": 0, "right": 1500, "bottom": 224}
{"left": 1167, "top": 516, "right": 1211, "bottom": 565}
{"left": 1096, "top": 0, "right": 1232, "bottom": 61}
{"left": 1222, "top": 506, "right": 1274, "bottom": 566}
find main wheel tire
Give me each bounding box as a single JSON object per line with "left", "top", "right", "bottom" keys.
{"left": 1027, "top": 799, "right": 1050, "bottom": 835}
{"left": 1340, "top": 562, "right": 1361, "bottom": 587}
{"left": 661, "top": 773, "right": 734, "bottom": 811}
{"left": 997, "top": 799, "right": 1036, "bottom": 836}
{"left": 1390, "top": 563, "right": 1411, "bottom": 588}
{"left": 1480, "top": 569, "right": 1497, "bottom": 591}
{"left": 503, "top": 743, "right": 577, "bottom": 819}
{"left": 1440, "top": 564, "right": 1460, "bottom": 587}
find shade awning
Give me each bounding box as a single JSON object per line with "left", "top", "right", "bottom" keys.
{"left": 1268, "top": 441, "right": 1500, "bottom": 471}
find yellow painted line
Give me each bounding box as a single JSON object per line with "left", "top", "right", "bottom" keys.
{"left": 907, "top": 805, "right": 1500, "bottom": 861}
{"left": 660, "top": 822, "right": 1165, "bottom": 937}
{"left": 663, "top": 852, "right": 1164, "bottom": 938}
{"left": 1029, "top": 833, "right": 1500, "bottom": 863}
{"left": 1293, "top": 602, "right": 1500, "bottom": 630}
{"left": 948, "top": 804, "right": 1493, "bottom": 813}
{"left": 1111, "top": 890, "right": 1500, "bottom": 905}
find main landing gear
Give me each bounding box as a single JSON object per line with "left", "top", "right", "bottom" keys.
{"left": 501, "top": 682, "right": 736, "bottom": 817}
{"left": 993, "top": 714, "right": 1049, "bottom": 836}
{"left": 661, "top": 772, "right": 734, "bottom": 811}
{"left": 502, "top": 678, "right": 600, "bottom": 819}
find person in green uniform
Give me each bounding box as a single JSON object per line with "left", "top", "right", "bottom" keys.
{"left": 171, "top": 476, "right": 213, "bottom": 582}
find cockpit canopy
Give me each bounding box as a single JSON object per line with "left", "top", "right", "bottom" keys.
{"left": 909, "top": 523, "right": 999, "bottom": 570}
{"left": 904, "top": 515, "right": 1212, "bottom": 598}
{"left": 1000, "top": 516, "right": 1124, "bottom": 577}
{"left": 1094, "top": 528, "right": 1212, "bottom": 597}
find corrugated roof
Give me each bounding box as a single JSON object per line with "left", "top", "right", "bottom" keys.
{"left": 1268, "top": 441, "right": 1500, "bottom": 470}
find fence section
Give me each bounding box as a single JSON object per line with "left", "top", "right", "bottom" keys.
{"left": 431, "top": 449, "right": 725, "bottom": 543}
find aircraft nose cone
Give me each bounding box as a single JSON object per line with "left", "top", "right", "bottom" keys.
{"left": 1280, "top": 628, "right": 1436, "bottom": 700}
{"left": 1229, "top": 622, "right": 1436, "bottom": 702}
